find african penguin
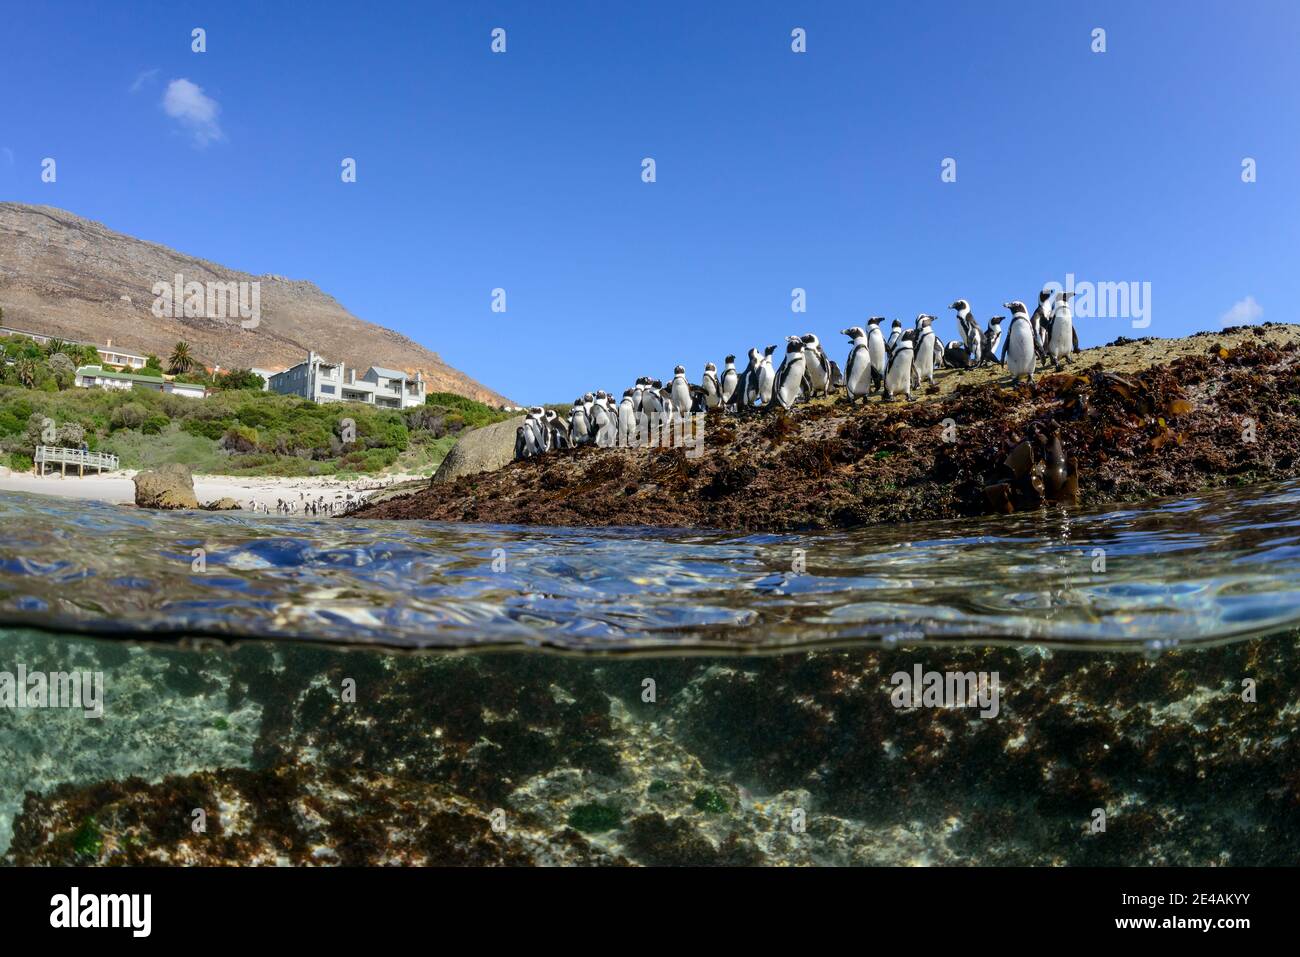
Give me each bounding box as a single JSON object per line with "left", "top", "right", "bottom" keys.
{"left": 1001, "top": 301, "right": 1037, "bottom": 385}
{"left": 773, "top": 337, "right": 806, "bottom": 411}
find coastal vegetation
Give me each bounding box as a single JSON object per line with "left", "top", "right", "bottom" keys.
{"left": 0, "top": 329, "right": 511, "bottom": 477}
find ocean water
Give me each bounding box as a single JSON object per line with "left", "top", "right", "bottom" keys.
{"left": 1, "top": 482, "right": 1298, "bottom": 865}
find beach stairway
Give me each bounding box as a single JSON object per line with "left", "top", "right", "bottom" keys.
{"left": 33, "top": 446, "right": 120, "bottom": 477}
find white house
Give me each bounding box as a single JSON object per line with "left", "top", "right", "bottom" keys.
{"left": 74, "top": 365, "right": 207, "bottom": 398}
{"left": 267, "top": 352, "right": 426, "bottom": 408}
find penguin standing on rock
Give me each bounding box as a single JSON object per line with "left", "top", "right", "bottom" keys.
{"left": 1044, "top": 291, "right": 1079, "bottom": 369}
{"left": 547, "top": 409, "right": 571, "bottom": 450}
{"left": 982, "top": 317, "right": 1005, "bottom": 366}
{"left": 865, "top": 317, "right": 888, "bottom": 393}
{"left": 734, "top": 349, "right": 758, "bottom": 409}
{"left": 590, "top": 397, "right": 617, "bottom": 447}
{"left": 1001, "top": 301, "right": 1037, "bottom": 386}
{"left": 568, "top": 398, "right": 591, "bottom": 446}
{"left": 841, "top": 326, "right": 872, "bottom": 405}
{"left": 1029, "top": 289, "right": 1054, "bottom": 360}
{"left": 759, "top": 345, "right": 778, "bottom": 407}
{"left": 949, "top": 300, "right": 983, "bottom": 367}
{"left": 671, "top": 365, "right": 691, "bottom": 421}
{"left": 701, "top": 362, "right": 720, "bottom": 410}
{"left": 773, "top": 337, "right": 806, "bottom": 411}
{"left": 720, "top": 356, "right": 740, "bottom": 410}
{"left": 617, "top": 389, "right": 637, "bottom": 446}
{"left": 885, "top": 319, "right": 904, "bottom": 353}
{"left": 913, "top": 315, "right": 938, "bottom": 387}
{"left": 800, "top": 333, "right": 833, "bottom": 397}
{"left": 883, "top": 333, "right": 916, "bottom": 402}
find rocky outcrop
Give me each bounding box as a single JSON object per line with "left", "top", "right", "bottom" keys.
{"left": 132, "top": 463, "right": 199, "bottom": 509}
{"left": 0, "top": 202, "right": 509, "bottom": 406}
{"left": 357, "top": 326, "right": 1300, "bottom": 532}
{"left": 431, "top": 415, "right": 525, "bottom": 484}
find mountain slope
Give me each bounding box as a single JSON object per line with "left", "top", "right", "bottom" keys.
{"left": 0, "top": 203, "right": 507, "bottom": 405}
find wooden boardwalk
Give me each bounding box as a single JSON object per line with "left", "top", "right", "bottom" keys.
{"left": 33, "top": 445, "right": 120, "bottom": 477}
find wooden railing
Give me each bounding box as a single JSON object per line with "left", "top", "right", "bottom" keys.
{"left": 33, "top": 445, "right": 120, "bottom": 476}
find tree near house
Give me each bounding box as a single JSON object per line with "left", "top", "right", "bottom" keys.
{"left": 14, "top": 357, "right": 39, "bottom": 389}
{"left": 168, "top": 341, "right": 196, "bottom": 375}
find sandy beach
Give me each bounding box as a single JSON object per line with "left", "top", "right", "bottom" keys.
{"left": 0, "top": 468, "right": 421, "bottom": 512}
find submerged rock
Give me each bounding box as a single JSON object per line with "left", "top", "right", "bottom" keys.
{"left": 5, "top": 633, "right": 1299, "bottom": 866}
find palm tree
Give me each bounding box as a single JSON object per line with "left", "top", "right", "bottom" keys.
{"left": 14, "top": 358, "right": 38, "bottom": 389}
{"left": 44, "top": 338, "right": 68, "bottom": 357}
{"left": 168, "top": 341, "right": 195, "bottom": 375}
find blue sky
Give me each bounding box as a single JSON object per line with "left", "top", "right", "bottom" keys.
{"left": 2, "top": 0, "right": 1297, "bottom": 403}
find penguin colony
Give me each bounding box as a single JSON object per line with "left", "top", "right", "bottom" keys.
{"left": 514, "top": 290, "right": 1083, "bottom": 460}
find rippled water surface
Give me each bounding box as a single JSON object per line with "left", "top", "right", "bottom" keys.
{"left": 3, "top": 480, "right": 1300, "bottom": 652}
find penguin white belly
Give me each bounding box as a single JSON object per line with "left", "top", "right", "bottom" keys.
{"left": 1006, "top": 320, "right": 1036, "bottom": 378}
{"left": 758, "top": 364, "right": 776, "bottom": 405}
{"left": 805, "top": 350, "right": 828, "bottom": 393}
{"left": 845, "top": 344, "right": 872, "bottom": 398}
{"left": 776, "top": 358, "right": 805, "bottom": 409}
{"left": 1049, "top": 314, "right": 1073, "bottom": 362}
{"left": 672, "top": 380, "right": 690, "bottom": 418}
{"left": 884, "top": 349, "right": 914, "bottom": 399}
{"left": 914, "top": 334, "right": 936, "bottom": 384}
{"left": 868, "top": 335, "right": 886, "bottom": 372}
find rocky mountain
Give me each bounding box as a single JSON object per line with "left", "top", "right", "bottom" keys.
{"left": 0, "top": 203, "right": 507, "bottom": 405}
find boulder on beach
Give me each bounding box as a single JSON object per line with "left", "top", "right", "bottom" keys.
{"left": 203, "top": 497, "right": 242, "bottom": 511}
{"left": 132, "top": 463, "right": 199, "bottom": 510}
{"left": 431, "top": 415, "right": 525, "bottom": 484}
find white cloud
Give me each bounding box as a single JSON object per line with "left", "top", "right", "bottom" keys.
{"left": 130, "top": 68, "right": 159, "bottom": 94}
{"left": 1220, "top": 295, "right": 1263, "bottom": 326}
{"left": 162, "top": 78, "right": 223, "bottom": 147}
{"left": 0, "top": 147, "right": 13, "bottom": 166}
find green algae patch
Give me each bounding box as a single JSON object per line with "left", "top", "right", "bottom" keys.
{"left": 72, "top": 817, "right": 103, "bottom": 858}
{"left": 568, "top": 803, "right": 622, "bottom": 833}
{"left": 692, "top": 788, "right": 728, "bottom": 814}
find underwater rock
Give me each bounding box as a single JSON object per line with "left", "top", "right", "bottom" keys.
{"left": 7, "top": 633, "right": 1299, "bottom": 866}
{"left": 3, "top": 765, "right": 624, "bottom": 866}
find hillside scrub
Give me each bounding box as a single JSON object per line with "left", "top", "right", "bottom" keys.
{"left": 0, "top": 376, "right": 513, "bottom": 476}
